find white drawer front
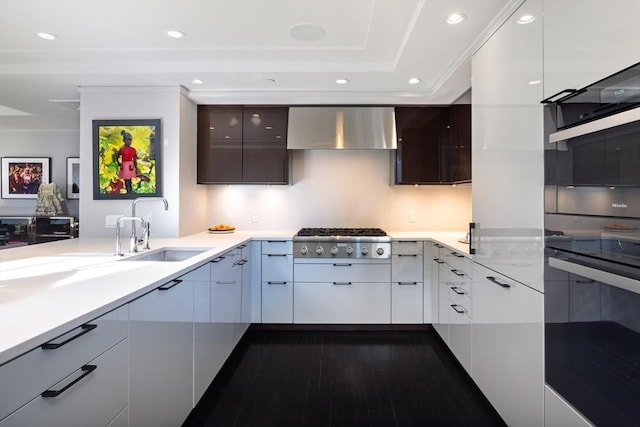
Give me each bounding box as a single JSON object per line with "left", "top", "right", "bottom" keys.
{"left": 294, "top": 262, "right": 390, "bottom": 283}
{"left": 294, "top": 282, "right": 391, "bottom": 323}
{"left": 0, "top": 339, "right": 128, "bottom": 427}
{"left": 262, "top": 282, "right": 293, "bottom": 323}
{"left": 439, "top": 247, "right": 471, "bottom": 273}
{"left": 392, "top": 254, "right": 423, "bottom": 282}
{"left": 0, "top": 305, "right": 128, "bottom": 421}
{"left": 391, "top": 281, "right": 423, "bottom": 324}
{"left": 262, "top": 240, "right": 292, "bottom": 255}
{"left": 392, "top": 240, "right": 424, "bottom": 255}
{"left": 262, "top": 254, "right": 293, "bottom": 282}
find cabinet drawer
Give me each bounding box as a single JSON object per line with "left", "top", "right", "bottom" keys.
{"left": 391, "top": 281, "right": 423, "bottom": 324}
{"left": 0, "top": 305, "right": 128, "bottom": 420}
{"left": 262, "top": 281, "right": 293, "bottom": 323}
{"left": 262, "top": 240, "right": 292, "bottom": 255}
{"left": 262, "top": 254, "right": 293, "bottom": 282}
{"left": 392, "top": 254, "right": 423, "bottom": 282}
{"left": 294, "top": 282, "right": 391, "bottom": 324}
{"left": 392, "top": 240, "right": 424, "bottom": 255}
{"left": 294, "top": 262, "right": 390, "bottom": 283}
{"left": 0, "top": 338, "right": 128, "bottom": 427}
{"left": 439, "top": 247, "right": 471, "bottom": 273}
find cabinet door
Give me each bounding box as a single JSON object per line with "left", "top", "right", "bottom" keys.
{"left": 0, "top": 339, "right": 128, "bottom": 427}
{"left": 472, "top": 263, "right": 544, "bottom": 427}
{"left": 543, "top": 0, "right": 640, "bottom": 100}
{"left": 262, "top": 281, "right": 294, "bottom": 323}
{"left": 394, "top": 107, "right": 442, "bottom": 184}
{"left": 129, "top": 276, "right": 194, "bottom": 427}
{"left": 197, "top": 106, "right": 243, "bottom": 183}
{"left": 391, "top": 281, "right": 423, "bottom": 324}
{"left": 210, "top": 249, "right": 242, "bottom": 323}
{"left": 193, "top": 262, "right": 217, "bottom": 404}
{"left": 242, "top": 107, "right": 289, "bottom": 183}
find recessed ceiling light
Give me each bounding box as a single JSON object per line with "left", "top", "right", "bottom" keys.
{"left": 167, "top": 30, "right": 185, "bottom": 38}
{"left": 517, "top": 14, "right": 536, "bottom": 24}
{"left": 447, "top": 13, "right": 465, "bottom": 24}
{"left": 191, "top": 79, "right": 203, "bottom": 84}
{"left": 408, "top": 78, "right": 421, "bottom": 85}
{"left": 528, "top": 79, "right": 542, "bottom": 85}
{"left": 336, "top": 78, "right": 349, "bottom": 85}
{"left": 289, "top": 23, "right": 326, "bottom": 42}
{"left": 37, "top": 32, "right": 58, "bottom": 40}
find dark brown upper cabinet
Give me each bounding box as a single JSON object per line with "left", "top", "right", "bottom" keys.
{"left": 197, "top": 106, "right": 289, "bottom": 184}
{"left": 394, "top": 104, "right": 471, "bottom": 185}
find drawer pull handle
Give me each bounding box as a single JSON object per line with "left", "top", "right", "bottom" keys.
{"left": 398, "top": 282, "right": 417, "bottom": 285}
{"left": 398, "top": 240, "right": 419, "bottom": 243}
{"left": 486, "top": 276, "right": 511, "bottom": 288}
{"left": 267, "top": 240, "right": 288, "bottom": 243}
{"left": 575, "top": 279, "right": 595, "bottom": 284}
{"left": 41, "top": 324, "right": 97, "bottom": 350}
{"left": 210, "top": 256, "right": 225, "bottom": 263}
{"left": 450, "top": 304, "right": 466, "bottom": 314}
{"left": 216, "top": 281, "right": 236, "bottom": 285}
{"left": 42, "top": 365, "right": 97, "bottom": 398}
{"left": 267, "top": 281, "right": 287, "bottom": 285}
{"left": 333, "top": 263, "right": 352, "bottom": 267}
{"left": 333, "top": 282, "right": 352, "bottom": 285}
{"left": 451, "top": 286, "right": 466, "bottom": 295}
{"left": 398, "top": 254, "right": 417, "bottom": 257}
{"left": 236, "top": 244, "right": 248, "bottom": 249}
{"left": 158, "top": 279, "right": 183, "bottom": 291}
{"left": 267, "top": 254, "right": 288, "bottom": 257}
{"left": 450, "top": 252, "right": 465, "bottom": 258}
{"left": 434, "top": 258, "right": 445, "bottom": 264}
{"left": 434, "top": 243, "right": 444, "bottom": 248}
{"left": 451, "top": 269, "right": 465, "bottom": 277}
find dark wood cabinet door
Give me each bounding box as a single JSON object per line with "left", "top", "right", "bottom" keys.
{"left": 242, "top": 107, "right": 289, "bottom": 183}
{"left": 395, "top": 107, "right": 444, "bottom": 184}
{"left": 197, "top": 106, "right": 243, "bottom": 183}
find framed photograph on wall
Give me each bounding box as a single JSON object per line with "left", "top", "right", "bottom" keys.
{"left": 92, "top": 119, "right": 162, "bottom": 200}
{"left": 66, "top": 157, "right": 80, "bottom": 199}
{"left": 1, "top": 157, "right": 51, "bottom": 199}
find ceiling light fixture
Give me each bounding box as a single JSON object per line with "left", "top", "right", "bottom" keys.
{"left": 289, "top": 23, "right": 326, "bottom": 42}
{"left": 336, "top": 78, "right": 349, "bottom": 85}
{"left": 191, "top": 79, "right": 203, "bottom": 84}
{"left": 408, "top": 78, "right": 421, "bottom": 85}
{"left": 167, "top": 30, "right": 185, "bottom": 38}
{"left": 517, "top": 14, "right": 536, "bottom": 24}
{"left": 37, "top": 32, "right": 58, "bottom": 40}
{"left": 447, "top": 13, "right": 465, "bottom": 24}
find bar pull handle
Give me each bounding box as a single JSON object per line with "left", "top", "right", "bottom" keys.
{"left": 450, "top": 304, "right": 466, "bottom": 314}
{"left": 333, "top": 282, "right": 352, "bottom": 285}
{"left": 267, "top": 254, "right": 288, "bottom": 257}
{"left": 216, "top": 281, "right": 237, "bottom": 285}
{"left": 451, "top": 269, "right": 465, "bottom": 277}
{"left": 210, "top": 256, "right": 225, "bottom": 263}
{"left": 486, "top": 276, "right": 511, "bottom": 288}
{"left": 267, "top": 240, "right": 288, "bottom": 243}
{"left": 450, "top": 252, "right": 465, "bottom": 258}
{"left": 42, "top": 324, "right": 97, "bottom": 350}
{"left": 158, "top": 279, "right": 183, "bottom": 291}
{"left": 333, "top": 263, "right": 352, "bottom": 267}
{"left": 267, "top": 281, "right": 287, "bottom": 285}
{"left": 42, "top": 365, "right": 97, "bottom": 397}
{"left": 451, "top": 286, "right": 466, "bottom": 295}
{"left": 433, "top": 258, "right": 445, "bottom": 264}
{"left": 398, "top": 282, "right": 418, "bottom": 285}
{"left": 433, "top": 243, "right": 444, "bottom": 248}
{"left": 398, "top": 254, "right": 417, "bottom": 257}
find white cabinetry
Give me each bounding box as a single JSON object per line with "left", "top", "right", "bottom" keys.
{"left": 437, "top": 247, "right": 472, "bottom": 375}
{"left": 391, "top": 240, "right": 423, "bottom": 324}
{"left": 0, "top": 305, "right": 128, "bottom": 427}
{"left": 429, "top": 242, "right": 445, "bottom": 333}
{"left": 545, "top": 385, "right": 594, "bottom": 427}
{"left": 472, "top": 262, "right": 544, "bottom": 427}
{"left": 261, "top": 240, "right": 293, "bottom": 323}
{"left": 294, "top": 260, "right": 391, "bottom": 324}
{"left": 542, "top": 0, "right": 640, "bottom": 100}
{"left": 129, "top": 273, "right": 194, "bottom": 427}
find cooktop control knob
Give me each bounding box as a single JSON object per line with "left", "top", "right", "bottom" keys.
{"left": 331, "top": 246, "right": 339, "bottom": 256}
{"left": 300, "top": 246, "right": 308, "bottom": 255}
{"left": 346, "top": 246, "right": 354, "bottom": 255}
{"left": 316, "top": 246, "right": 324, "bottom": 255}
{"left": 376, "top": 247, "right": 385, "bottom": 256}
{"left": 361, "top": 247, "right": 369, "bottom": 256}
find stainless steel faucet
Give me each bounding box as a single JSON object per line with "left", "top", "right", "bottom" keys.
{"left": 131, "top": 197, "right": 169, "bottom": 250}
{"left": 116, "top": 216, "right": 145, "bottom": 255}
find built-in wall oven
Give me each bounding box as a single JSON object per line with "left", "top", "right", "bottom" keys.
{"left": 543, "top": 62, "right": 640, "bottom": 427}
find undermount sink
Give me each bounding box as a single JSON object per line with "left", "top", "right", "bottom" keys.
{"left": 121, "top": 247, "right": 211, "bottom": 262}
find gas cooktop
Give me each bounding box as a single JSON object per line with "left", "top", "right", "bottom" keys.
{"left": 295, "top": 227, "right": 387, "bottom": 238}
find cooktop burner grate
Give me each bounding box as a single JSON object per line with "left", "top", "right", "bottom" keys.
{"left": 296, "top": 227, "right": 387, "bottom": 237}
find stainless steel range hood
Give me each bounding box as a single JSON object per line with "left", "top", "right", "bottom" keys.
{"left": 287, "top": 106, "right": 397, "bottom": 149}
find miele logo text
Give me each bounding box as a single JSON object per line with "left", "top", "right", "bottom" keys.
{"left": 611, "top": 203, "right": 628, "bottom": 208}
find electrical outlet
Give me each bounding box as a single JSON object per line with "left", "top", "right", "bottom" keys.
{"left": 251, "top": 211, "right": 259, "bottom": 223}
{"left": 106, "top": 215, "right": 122, "bottom": 228}
{"left": 408, "top": 211, "right": 416, "bottom": 223}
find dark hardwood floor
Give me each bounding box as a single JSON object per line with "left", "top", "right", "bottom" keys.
{"left": 183, "top": 327, "right": 507, "bottom": 427}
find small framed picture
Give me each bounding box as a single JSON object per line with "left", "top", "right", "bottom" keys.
{"left": 1, "top": 157, "right": 51, "bottom": 199}
{"left": 92, "top": 119, "right": 162, "bottom": 200}
{"left": 66, "top": 157, "right": 80, "bottom": 199}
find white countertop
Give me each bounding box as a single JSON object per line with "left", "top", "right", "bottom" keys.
{"left": 0, "top": 229, "right": 467, "bottom": 364}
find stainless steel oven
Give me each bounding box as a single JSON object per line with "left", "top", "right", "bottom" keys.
{"left": 28, "top": 216, "right": 78, "bottom": 244}
{"left": 543, "top": 62, "right": 640, "bottom": 427}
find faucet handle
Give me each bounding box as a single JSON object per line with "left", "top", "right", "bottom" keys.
{"left": 143, "top": 222, "right": 150, "bottom": 250}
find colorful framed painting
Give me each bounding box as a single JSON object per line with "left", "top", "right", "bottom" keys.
{"left": 66, "top": 157, "right": 80, "bottom": 199}
{"left": 1, "top": 157, "right": 51, "bottom": 199}
{"left": 92, "top": 119, "right": 162, "bottom": 199}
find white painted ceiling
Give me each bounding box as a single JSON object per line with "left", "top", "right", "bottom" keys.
{"left": 0, "top": 0, "right": 521, "bottom": 132}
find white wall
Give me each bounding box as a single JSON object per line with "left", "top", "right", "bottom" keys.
{"left": 0, "top": 130, "right": 79, "bottom": 217}
{"left": 207, "top": 149, "right": 471, "bottom": 232}
{"left": 79, "top": 86, "right": 206, "bottom": 238}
